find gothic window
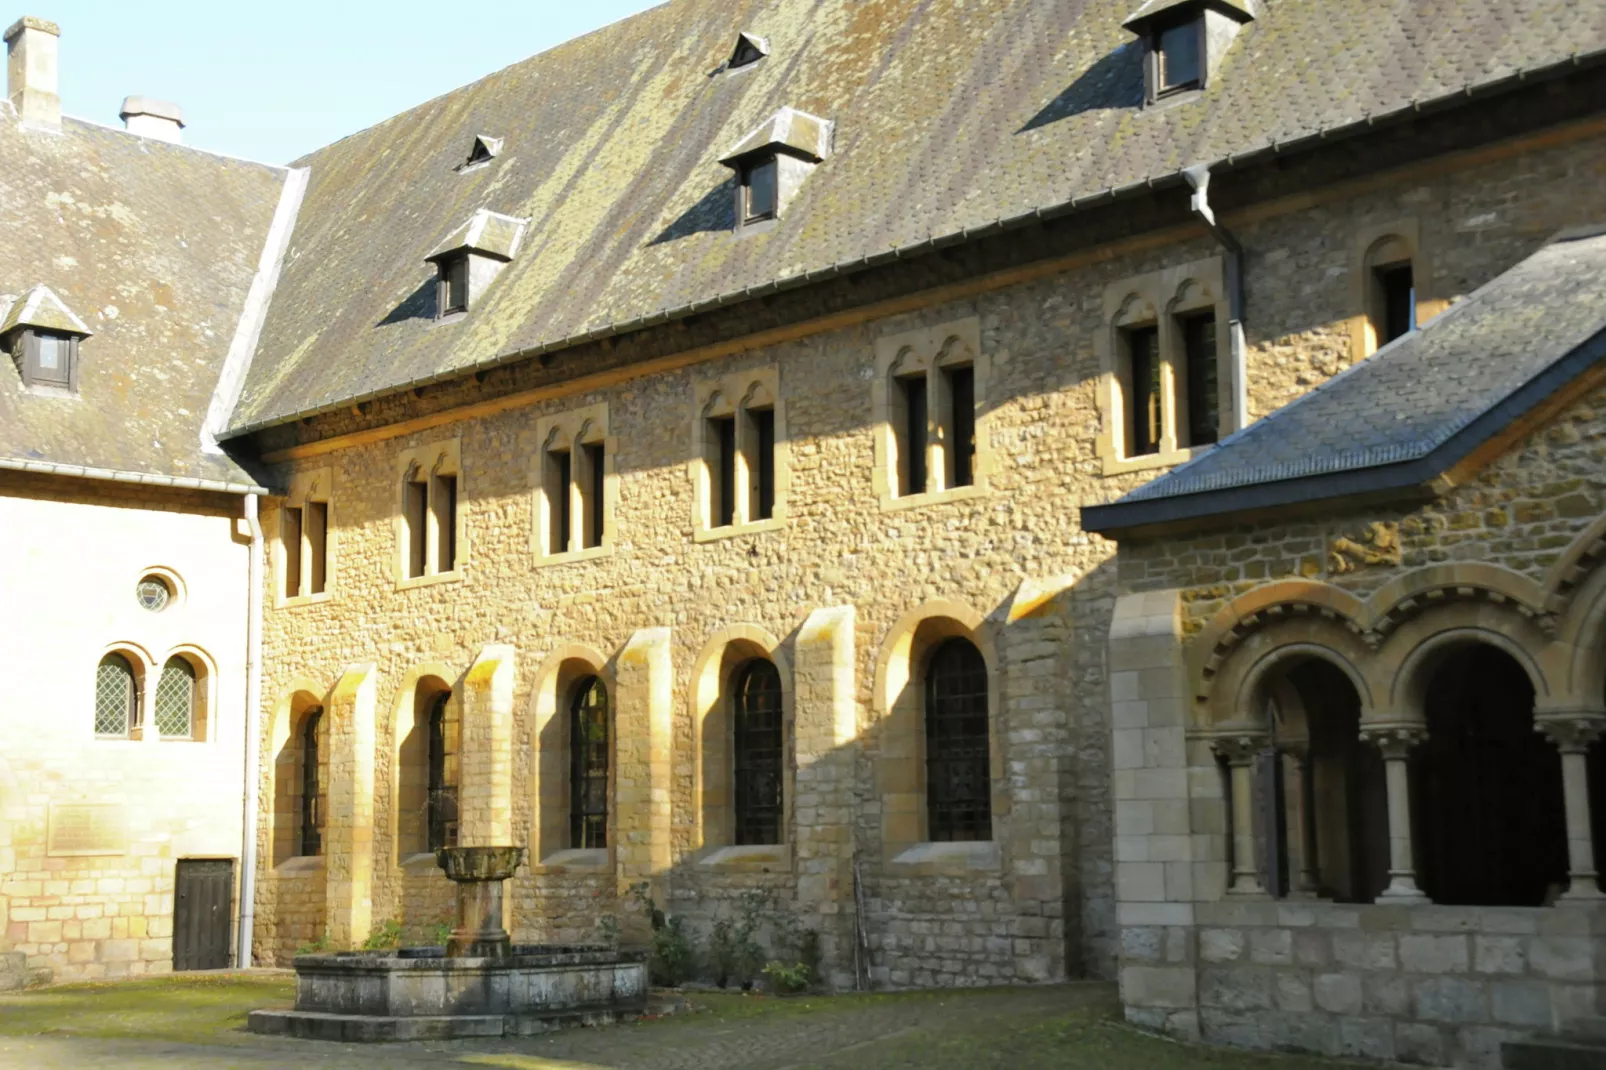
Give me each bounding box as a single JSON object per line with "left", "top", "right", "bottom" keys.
{"left": 300, "top": 708, "right": 324, "bottom": 857}
{"left": 894, "top": 372, "right": 928, "bottom": 496}
{"left": 154, "top": 656, "right": 195, "bottom": 739}
{"left": 700, "top": 381, "right": 779, "bottom": 531}
{"left": 1374, "top": 261, "right": 1416, "bottom": 346}
{"left": 733, "top": 659, "right": 783, "bottom": 845}
{"left": 282, "top": 498, "right": 329, "bottom": 599}
{"left": 427, "top": 692, "right": 459, "bottom": 852}
{"left": 542, "top": 432, "right": 606, "bottom": 554}
{"left": 1180, "top": 311, "right": 1219, "bottom": 446}
{"left": 569, "top": 676, "right": 610, "bottom": 849}
{"left": 400, "top": 448, "right": 459, "bottom": 580}
{"left": 924, "top": 638, "right": 990, "bottom": 842}
{"left": 1123, "top": 325, "right": 1162, "bottom": 457}
{"left": 1359, "top": 234, "right": 1420, "bottom": 357}
{"left": 95, "top": 653, "right": 137, "bottom": 737}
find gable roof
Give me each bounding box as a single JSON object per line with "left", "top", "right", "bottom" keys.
{"left": 0, "top": 284, "right": 92, "bottom": 337}
{"left": 426, "top": 209, "right": 529, "bottom": 263}
{"left": 1082, "top": 227, "right": 1606, "bottom": 536}
{"left": 224, "top": 0, "right": 1606, "bottom": 436}
{"left": 0, "top": 113, "right": 289, "bottom": 490}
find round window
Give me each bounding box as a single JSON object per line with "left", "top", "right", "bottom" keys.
{"left": 136, "top": 575, "right": 172, "bottom": 612}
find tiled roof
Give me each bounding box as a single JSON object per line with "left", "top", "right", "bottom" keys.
{"left": 224, "top": 0, "right": 1606, "bottom": 434}
{"left": 1082, "top": 227, "right": 1606, "bottom": 533}
{"left": 0, "top": 113, "right": 288, "bottom": 488}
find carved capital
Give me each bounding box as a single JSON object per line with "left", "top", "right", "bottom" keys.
{"left": 1359, "top": 722, "right": 1428, "bottom": 760}
{"left": 1535, "top": 711, "right": 1606, "bottom": 754}
{"left": 1207, "top": 729, "right": 1269, "bottom": 765}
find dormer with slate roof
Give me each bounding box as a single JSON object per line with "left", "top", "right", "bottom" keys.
{"left": 1, "top": 284, "right": 91, "bottom": 393}
{"left": 424, "top": 208, "right": 529, "bottom": 319}
{"left": 726, "top": 31, "right": 769, "bottom": 72}
{"left": 718, "top": 106, "right": 832, "bottom": 231}
{"left": 1123, "top": 0, "right": 1256, "bottom": 105}
{"left": 458, "top": 134, "right": 503, "bottom": 173}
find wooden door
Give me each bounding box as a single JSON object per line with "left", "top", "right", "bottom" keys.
{"left": 173, "top": 859, "right": 233, "bottom": 971}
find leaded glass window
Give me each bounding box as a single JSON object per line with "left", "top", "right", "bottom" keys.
{"left": 154, "top": 657, "right": 195, "bottom": 739}
{"left": 95, "top": 654, "right": 136, "bottom": 737}
{"left": 300, "top": 709, "right": 323, "bottom": 857}
{"left": 427, "top": 692, "right": 459, "bottom": 851}
{"left": 733, "top": 659, "right": 783, "bottom": 845}
{"left": 925, "top": 638, "right": 991, "bottom": 842}
{"left": 569, "top": 676, "right": 610, "bottom": 849}
{"left": 136, "top": 575, "right": 171, "bottom": 612}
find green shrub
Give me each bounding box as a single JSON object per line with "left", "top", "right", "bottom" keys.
{"left": 761, "top": 960, "right": 812, "bottom": 995}
{"left": 361, "top": 918, "right": 404, "bottom": 951}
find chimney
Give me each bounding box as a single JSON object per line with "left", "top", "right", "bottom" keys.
{"left": 4, "top": 16, "right": 59, "bottom": 130}
{"left": 120, "top": 95, "right": 183, "bottom": 144}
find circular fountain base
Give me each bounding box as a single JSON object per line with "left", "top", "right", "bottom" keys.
{"left": 247, "top": 944, "right": 649, "bottom": 1042}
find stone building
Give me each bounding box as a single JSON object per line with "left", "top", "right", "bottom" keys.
{"left": 3, "top": 0, "right": 1606, "bottom": 1057}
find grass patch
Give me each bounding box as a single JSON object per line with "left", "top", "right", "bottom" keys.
{"left": 0, "top": 974, "right": 293, "bottom": 1045}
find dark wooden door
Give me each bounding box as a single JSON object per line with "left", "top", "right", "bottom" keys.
{"left": 173, "top": 859, "right": 233, "bottom": 971}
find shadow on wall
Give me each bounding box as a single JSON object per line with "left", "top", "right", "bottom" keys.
{"left": 1020, "top": 42, "right": 1144, "bottom": 133}
{"left": 377, "top": 276, "right": 440, "bottom": 328}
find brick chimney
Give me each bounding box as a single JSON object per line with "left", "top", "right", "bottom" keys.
{"left": 4, "top": 16, "right": 59, "bottom": 130}
{"left": 120, "top": 96, "right": 183, "bottom": 144}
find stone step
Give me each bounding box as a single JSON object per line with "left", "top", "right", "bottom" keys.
{"left": 1503, "top": 1036, "right": 1606, "bottom": 1070}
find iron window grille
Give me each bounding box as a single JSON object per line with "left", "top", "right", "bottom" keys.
{"left": 733, "top": 659, "right": 784, "bottom": 845}
{"left": 95, "top": 654, "right": 136, "bottom": 737}
{"left": 924, "top": 638, "right": 991, "bottom": 842}
{"left": 154, "top": 657, "right": 195, "bottom": 739}
{"left": 569, "top": 676, "right": 610, "bottom": 849}
{"left": 427, "top": 692, "right": 459, "bottom": 851}
{"left": 300, "top": 708, "right": 323, "bottom": 857}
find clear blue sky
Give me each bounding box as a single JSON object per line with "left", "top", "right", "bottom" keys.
{"left": 39, "top": 1, "right": 663, "bottom": 164}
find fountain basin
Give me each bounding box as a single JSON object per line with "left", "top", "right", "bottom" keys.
{"left": 247, "top": 944, "right": 649, "bottom": 1041}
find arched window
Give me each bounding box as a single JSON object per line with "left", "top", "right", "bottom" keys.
{"left": 569, "top": 676, "right": 609, "bottom": 849}
{"left": 733, "top": 659, "right": 783, "bottom": 845}
{"left": 95, "top": 653, "right": 137, "bottom": 737}
{"left": 300, "top": 708, "right": 324, "bottom": 857}
{"left": 426, "top": 692, "right": 458, "bottom": 851}
{"left": 154, "top": 656, "right": 196, "bottom": 739}
{"left": 924, "top": 638, "right": 990, "bottom": 842}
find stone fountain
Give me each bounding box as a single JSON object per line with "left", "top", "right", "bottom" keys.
{"left": 249, "top": 845, "right": 648, "bottom": 1042}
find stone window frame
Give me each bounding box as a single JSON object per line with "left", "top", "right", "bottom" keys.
{"left": 276, "top": 466, "right": 335, "bottom": 608}
{"left": 94, "top": 643, "right": 149, "bottom": 741}
{"left": 1096, "top": 255, "right": 1232, "bottom": 476}
{"left": 269, "top": 685, "right": 331, "bottom": 869}
{"left": 390, "top": 664, "right": 460, "bottom": 870}
{"left": 530, "top": 403, "right": 616, "bottom": 567}
{"left": 1347, "top": 219, "right": 1445, "bottom": 362}
{"left": 690, "top": 368, "right": 790, "bottom": 542}
{"left": 871, "top": 316, "right": 992, "bottom": 512}
{"left": 689, "top": 625, "right": 796, "bottom": 872}
{"left": 393, "top": 438, "right": 465, "bottom": 590}
{"left": 529, "top": 643, "right": 616, "bottom": 873}
{"left": 153, "top": 645, "right": 214, "bottom": 744}
{"left": 872, "top": 599, "right": 1005, "bottom": 875}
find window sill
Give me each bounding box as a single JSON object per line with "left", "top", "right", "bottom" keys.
{"left": 879, "top": 483, "right": 986, "bottom": 513}
{"left": 698, "top": 844, "right": 792, "bottom": 873}
{"left": 274, "top": 855, "right": 326, "bottom": 876}
{"left": 534, "top": 544, "right": 611, "bottom": 570}
{"left": 277, "top": 591, "right": 332, "bottom": 610}
{"left": 693, "top": 514, "right": 787, "bottom": 543}
{"left": 1100, "top": 443, "right": 1212, "bottom": 477}
{"left": 887, "top": 839, "right": 999, "bottom": 876}
{"left": 396, "top": 568, "right": 464, "bottom": 592}
{"left": 534, "top": 847, "right": 611, "bottom": 873}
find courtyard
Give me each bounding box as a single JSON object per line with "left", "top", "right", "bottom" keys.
{"left": 0, "top": 975, "right": 1365, "bottom": 1069}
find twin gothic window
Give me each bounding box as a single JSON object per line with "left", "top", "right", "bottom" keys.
{"left": 95, "top": 652, "right": 202, "bottom": 741}
{"left": 1120, "top": 309, "right": 1219, "bottom": 457}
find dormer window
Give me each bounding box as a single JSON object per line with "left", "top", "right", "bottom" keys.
{"left": 727, "top": 32, "right": 769, "bottom": 71}
{"left": 1, "top": 284, "right": 91, "bottom": 393}
{"left": 719, "top": 107, "right": 833, "bottom": 232}
{"left": 424, "top": 209, "right": 529, "bottom": 319}
{"left": 458, "top": 134, "right": 503, "bottom": 173}
{"left": 1123, "top": 0, "right": 1254, "bottom": 105}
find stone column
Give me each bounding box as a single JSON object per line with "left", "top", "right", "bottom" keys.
{"left": 1536, "top": 711, "right": 1606, "bottom": 902}
{"left": 1284, "top": 747, "right": 1320, "bottom": 897}
{"left": 1359, "top": 723, "right": 1428, "bottom": 903}
{"left": 614, "top": 628, "right": 673, "bottom": 941}
{"left": 324, "top": 663, "right": 377, "bottom": 948}
{"left": 1211, "top": 732, "right": 1267, "bottom": 896}
{"left": 458, "top": 645, "right": 516, "bottom": 846}
{"left": 792, "top": 605, "right": 858, "bottom": 988}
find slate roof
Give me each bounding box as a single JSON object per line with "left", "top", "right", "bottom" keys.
{"left": 0, "top": 112, "right": 289, "bottom": 489}
{"left": 224, "top": 0, "right": 1606, "bottom": 434}
{"left": 1081, "top": 227, "right": 1606, "bottom": 535}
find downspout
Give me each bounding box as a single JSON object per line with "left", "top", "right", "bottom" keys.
{"left": 1182, "top": 164, "right": 1248, "bottom": 433}
{"left": 238, "top": 492, "right": 265, "bottom": 968}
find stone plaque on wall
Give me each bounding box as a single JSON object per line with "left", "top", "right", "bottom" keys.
{"left": 46, "top": 803, "right": 127, "bottom": 857}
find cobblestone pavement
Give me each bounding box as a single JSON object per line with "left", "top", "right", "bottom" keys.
{"left": 0, "top": 980, "right": 1352, "bottom": 1070}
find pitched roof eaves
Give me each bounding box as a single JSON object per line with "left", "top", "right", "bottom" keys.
{"left": 0, "top": 456, "right": 267, "bottom": 495}
{"left": 224, "top": 45, "right": 1606, "bottom": 440}
{"left": 62, "top": 114, "right": 292, "bottom": 172}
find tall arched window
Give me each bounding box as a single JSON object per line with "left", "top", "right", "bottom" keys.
{"left": 733, "top": 659, "right": 783, "bottom": 845}
{"left": 426, "top": 692, "right": 458, "bottom": 851}
{"left": 154, "top": 656, "right": 196, "bottom": 739}
{"left": 569, "top": 676, "right": 609, "bottom": 849}
{"left": 300, "top": 708, "right": 324, "bottom": 857}
{"left": 95, "top": 653, "right": 137, "bottom": 738}
{"left": 924, "top": 638, "right": 990, "bottom": 842}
